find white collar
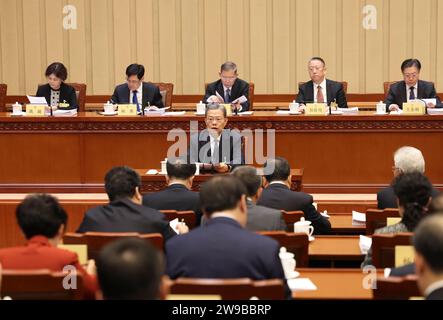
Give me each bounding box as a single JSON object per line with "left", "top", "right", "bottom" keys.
{"left": 425, "top": 279, "right": 443, "bottom": 297}
{"left": 133, "top": 83, "right": 143, "bottom": 93}
{"left": 269, "top": 181, "right": 288, "bottom": 186}
{"left": 223, "top": 85, "right": 232, "bottom": 92}
{"left": 314, "top": 78, "right": 327, "bottom": 89}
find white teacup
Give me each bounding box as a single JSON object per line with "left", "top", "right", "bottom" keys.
{"left": 12, "top": 103, "right": 22, "bottom": 115}
{"left": 294, "top": 219, "right": 314, "bottom": 237}
{"left": 196, "top": 102, "right": 206, "bottom": 114}
{"left": 289, "top": 102, "right": 299, "bottom": 113}
{"left": 376, "top": 102, "right": 386, "bottom": 114}
{"left": 279, "top": 248, "right": 296, "bottom": 279}
{"left": 104, "top": 103, "right": 115, "bottom": 114}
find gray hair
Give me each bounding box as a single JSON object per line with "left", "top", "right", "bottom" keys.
{"left": 220, "top": 61, "right": 238, "bottom": 73}
{"left": 205, "top": 104, "right": 227, "bottom": 118}
{"left": 394, "top": 146, "right": 425, "bottom": 174}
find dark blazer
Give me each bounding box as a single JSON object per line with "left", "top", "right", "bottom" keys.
{"left": 203, "top": 78, "right": 250, "bottom": 111}
{"left": 377, "top": 186, "right": 440, "bottom": 210}
{"left": 166, "top": 217, "right": 290, "bottom": 298}
{"left": 257, "top": 184, "right": 331, "bottom": 235}
{"left": 110, "top": 82, "right": 164, "bottom": 108}
{"left": 246, "top": 200, "right": 287, "bottom": 232}
{"left": 389, "top": 263, "right": 415, "bottom": 277}
{"left": 142, "top": 184, "right": 202, "bottom": 225}
{"left": 189, "top": 129, "right": 244, "bottom": 170}
{"left": 384, "top": 80, "right": 443, "bottom": 110}
{"left": 76, "top": 198, "right": 176, "bottom": 241}
{"left": 427, "top": 287, "right": 443, "bottom": 300}
{"left": 35, "top": 83, "right": 78, "bottom": 110}
{"left": 296, "top": 79, "right": 348, "bottom": 108}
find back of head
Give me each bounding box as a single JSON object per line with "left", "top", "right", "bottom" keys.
{"left": 393, "top": 172, "right": 432, "bottom": 231}
{"left": 429, "top": 194, "right": 443, "bottom": 215}
{"left": 96, "top": 238, "right": 164, "bottom": 300}
{"left": 413, "top": 215, "right": 443, "bottom": 274}
{"left": 166, "top": 158, "right": 196, "bottom": 180}
{"left": 126, "top": 64, "right": 145, "bottom": 80}
{"left": 16, "top": 194, "right": 67, "bottom": 239}
{"left": 231, "top": 166, "right": 261, "bottom": 198}
{"left": 394, "top": 146, "right": 425, "bottom": 174}
{"left": 200, "top": 176, "right": 247, "bottom": 217}
{"left": 263, "top": 157, "right": 291, "bottom": 183}
{"left": 105, "top": 166, "right": 141, "bottom": 202}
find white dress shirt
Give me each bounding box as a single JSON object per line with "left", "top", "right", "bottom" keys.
{"left": 209, "top": 134, "right": 221, "bottom": 159}
{"left": 313, "top": 79, "right": 327, "bottom": 104}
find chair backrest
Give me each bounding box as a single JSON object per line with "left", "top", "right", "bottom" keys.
{"left": 160, "top": 210, "right": 196, "bottom": 229}
{"left": 169, "top": 277, "right": 285, "bottom": 300}
{"left": 63, "top": 232, "right": 164, "bottom": 260}
{"left": 281, "top": 210, "right": 304, "bottom": 232}
{"left": 259, "top": 231, "right": 309, "bottom": 267}
{"left": 366, "top": 208, "right": 400, "bottom": 235}
{"left": 372, "top": 275, "right": 421, "bottom": 300}
{"left": 1, "top": 269, "right": 84, "bottom": 300}
{"left": 298, "top": 81, "right": 348, "bottom": 94}
{"left": 66, "top": 82, "right": 86, "bottom": 112}
{"left": 0, "top": 83, "right": 7, "bottom": 112}
{"left": 204, "top": 82, "right": 255, "bottom": 110}
{"left": 153, "top": 82, "right": 174, "bottom": 108}
{"left": 371, "top": 232, "right": 414, "bottom": 268}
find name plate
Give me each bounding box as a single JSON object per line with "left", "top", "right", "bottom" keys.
{"left": 305, "top": 103, "right": 327, "bottom": 116}
{"left": 402, "top": 102, "right": 426, "bottom": 115}
{"left": 58, "top": 102, "right": 70, "bottom": 109}
{"left": 395, "top": 245, "right": 414, "bottom": 267}
{"left": 118, "top": 104, "right": 138, "bottom": 116}
{"left": 26, "top": 104, "right": 46, "bottom": 117}
{"left": 387, "top": 217, "right": 401, "bottom": 226}
{"left": 221, "top": 103, "right": 233, "bottom": 116}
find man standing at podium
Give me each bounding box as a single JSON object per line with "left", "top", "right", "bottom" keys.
{"left": 110, "top": 64, "right": 164, "bottom": 112}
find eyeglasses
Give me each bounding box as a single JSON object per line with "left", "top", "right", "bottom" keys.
{"left": 207, "top": 117, "right": 225, "bottom": 122}
{"left": 403, "top": 73, "right": 418, "bottom": 79}
{"left": 127, "top": 79, "right": 141, "bottom": 85}
{"left": 220, "top": 75, "right": 237, "bottom": 81}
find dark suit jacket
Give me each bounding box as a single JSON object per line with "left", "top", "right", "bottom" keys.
{"left": 377, "top": 186, "right": 440, "bottom": 209}
{"left": 203, "top": 78, "right": 250, "bottom": 111}
{"left": 189, "top": 129, "right": 244, "bottom": 171}
{"left": 384, "top": 80, "right": 443, "bottom": 110}
{"left": 110, "top": 82, "right": 164, "bottom": 108}
{"left": 427, "top": 287, "right": 443, "bottom": 300}
{"left": 35, "top": 83, "right": 78, "bottom": 110}
{"left": 0, "top": 235, "right": 96, "bottom": 299}
{"left": 76, "top": 198, "right": 176, "bottom": 241}
{"left": 246, "top": 200, "right": 287, "bottom": 232}
{"left": 296, "top": 79, "right": 348, "bottom": 108}
{"left": 389, "top": 263, "right": 415, "bottom": 277}
{"left": 166, "top": 217, "right": 290, "bottom": 298}
{"left": 142, "top": 184, "right": 202, "bottom": 225}
{"left": 257, "top": 184, "right": 331, "bottom": 235}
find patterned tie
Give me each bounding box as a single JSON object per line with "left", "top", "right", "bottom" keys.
{"left": 132, "top": 90, "right": 140, "bottom": 112}
{"left": 316, "top": 85, "right": 324, "bottom": 103}
{"left": 225, "top": 88, "right": 231, "bottom": 103}
{"left": 212, "top": 139, "right": 219, "bottom": 164}
{"left": 409, "top": 87, "right": 416, "bottom": 100}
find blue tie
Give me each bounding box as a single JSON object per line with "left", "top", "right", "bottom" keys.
{"left": 409, "top": 87, "right": 415, "bottom": 101}
{"left": 225, "top": 88, "right": 231, "bottom": 103}
{"left": 132, "top": 90, "right": 140, "bottom": 112}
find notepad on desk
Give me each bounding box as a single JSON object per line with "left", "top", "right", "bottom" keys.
{"left": 287, "top": 278, "right": 317, "bottom": 292}
{"left": 352, "top": 210, "right": 366, "bottom": 225}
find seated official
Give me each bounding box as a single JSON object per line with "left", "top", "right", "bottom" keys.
{"left": 189, "top": 104, "right": 244, "bottom": 173}
{"left": 96, "top": 238, "right": 166, "bottom": 300}
{"left": 385, "top": 59, "right": 442, "bottom": 112}
{"left": 0, "top": 194, "right": 96, "bottom": 299}
{"left": 203, "top": 61, "right": 250, "bottom": 112}
{"left": 362, "top": 172, "right": 432, "bottom": 267}
{"left": 35, "top": 62, "right": 78, "bottom": 110}
{"left": 378, "top": 146, "right": 439, "bottom": 209}
{"left": 257, "top": 157, "right": 331, "bottom": 235}
{"left": 413, "top": 215, "right": 443, "bottom": 300}
{"left": 77, "top": 166, "right": 188, "bottom": 240}
{"left": 232, "top": 166, "right": 287, "bottom": 232}
{"left": 296, "top": 57, "right": 348, "bottom": 109}
{"left": 110, "top": 64, "right": 164, "bottom": 112}
{"left": 142, "top": 159, "right": 202, "bottom": 225}
{"left": 166, "top": 176, "right": 290, "bottom": 298}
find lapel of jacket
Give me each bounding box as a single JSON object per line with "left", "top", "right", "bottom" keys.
{"left": 305, "top": 80, "right": 314, "bottom": 103}
{"left": 417, "top": 80, "right": 426, "bottom": 98}
{"left": 398, "top": 81, "right": 407, "bottom": 104}
{"left": 216, "top": 81, "right": 225, "bottom": 102}
{"left": 142, "top": 82, "right": 149, "bottom": 107}
{"left": 326, "top": 79, "right": 334, "bottom": 105}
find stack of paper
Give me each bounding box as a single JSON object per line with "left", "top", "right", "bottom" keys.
{"left": 352, "top": 210, "right": 366, "bottom": 226}
{"left": 427, "top": 108, "right": 443, "bottom": 115}
{"left": 163, "top": 111, "right": 186, "bottom": 116}
{"left": 169, "top": 218, "right": 180, "bottom": 234}
{"left": 287, "top": 278, "right": 318, "bottom": 292}
{"left": 144, "top": 106, "right": 170, "bottom": 115}
{"left": 53, "top": 109, "right": 77, "bottom": 117}
{"left": 359, "top": 235, "right": 372, "bottom": 254}
{"left": 339, "top": 107, "right": 359, "bottom": 114}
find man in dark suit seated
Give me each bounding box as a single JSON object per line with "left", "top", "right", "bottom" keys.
{"left": 385, "top": 59, "right": 442, "bottom": 112}
{"left": 142, "top": 159, "right": 202, "bottom": 225}
{"left": 257, "top": 157, "right": 331, "bottom": 235}
{"left": 189, "top": 104, "right": 244, "bottom": 174}
{"left": 296, "top": 57, "right": 348, "bottom": 109}
{"left": 232, "top": 166, "right": 287, "bottom": 231}
{"left": 203, "top": 61, "right": 250, "bottom": 112}
{"left": 77, "top": 166, "right": 188, "bottom": 240}
{"left": 414, "top": 215, "right": 443, "bottom": 300}
{"left": 0, "top": 194, "right": 96, "bottom": 299}
{"left": 96, "top": 238, "right": 166, "bottom": 300}
{"left": 378, "top": 146, "right": 439, "bottom": 209}
{"left": 110, "top": 63, "right": 164, "bottom": 112}
{"left": 166, "top": 176, "right": 290, "bottom": 298}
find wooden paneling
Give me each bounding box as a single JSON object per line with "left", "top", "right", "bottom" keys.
{"left": 0, "top": 0, "right": 442, "bottom": 95}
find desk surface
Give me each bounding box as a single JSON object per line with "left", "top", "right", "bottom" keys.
{"left": 309, "top": 236, "right": 364, "bottom": 261}
{"left": 329, "top": 213, "right": 366, "bottom": 234}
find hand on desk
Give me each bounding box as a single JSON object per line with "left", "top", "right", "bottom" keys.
{"left": 389, "top": 104, "right": 400, "bottom": 112}
{"left": 177, "top": 222, "right": 189, "bottom": 235}
{"left": 207, "top": 95, "right": 224, "bottom": 104}
{"left": 427, "top": 102, "right": 436, "bottom": 108}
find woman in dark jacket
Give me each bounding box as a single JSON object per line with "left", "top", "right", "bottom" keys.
{"left": 35, "top": 62, "right": 78, "bottom": 110}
